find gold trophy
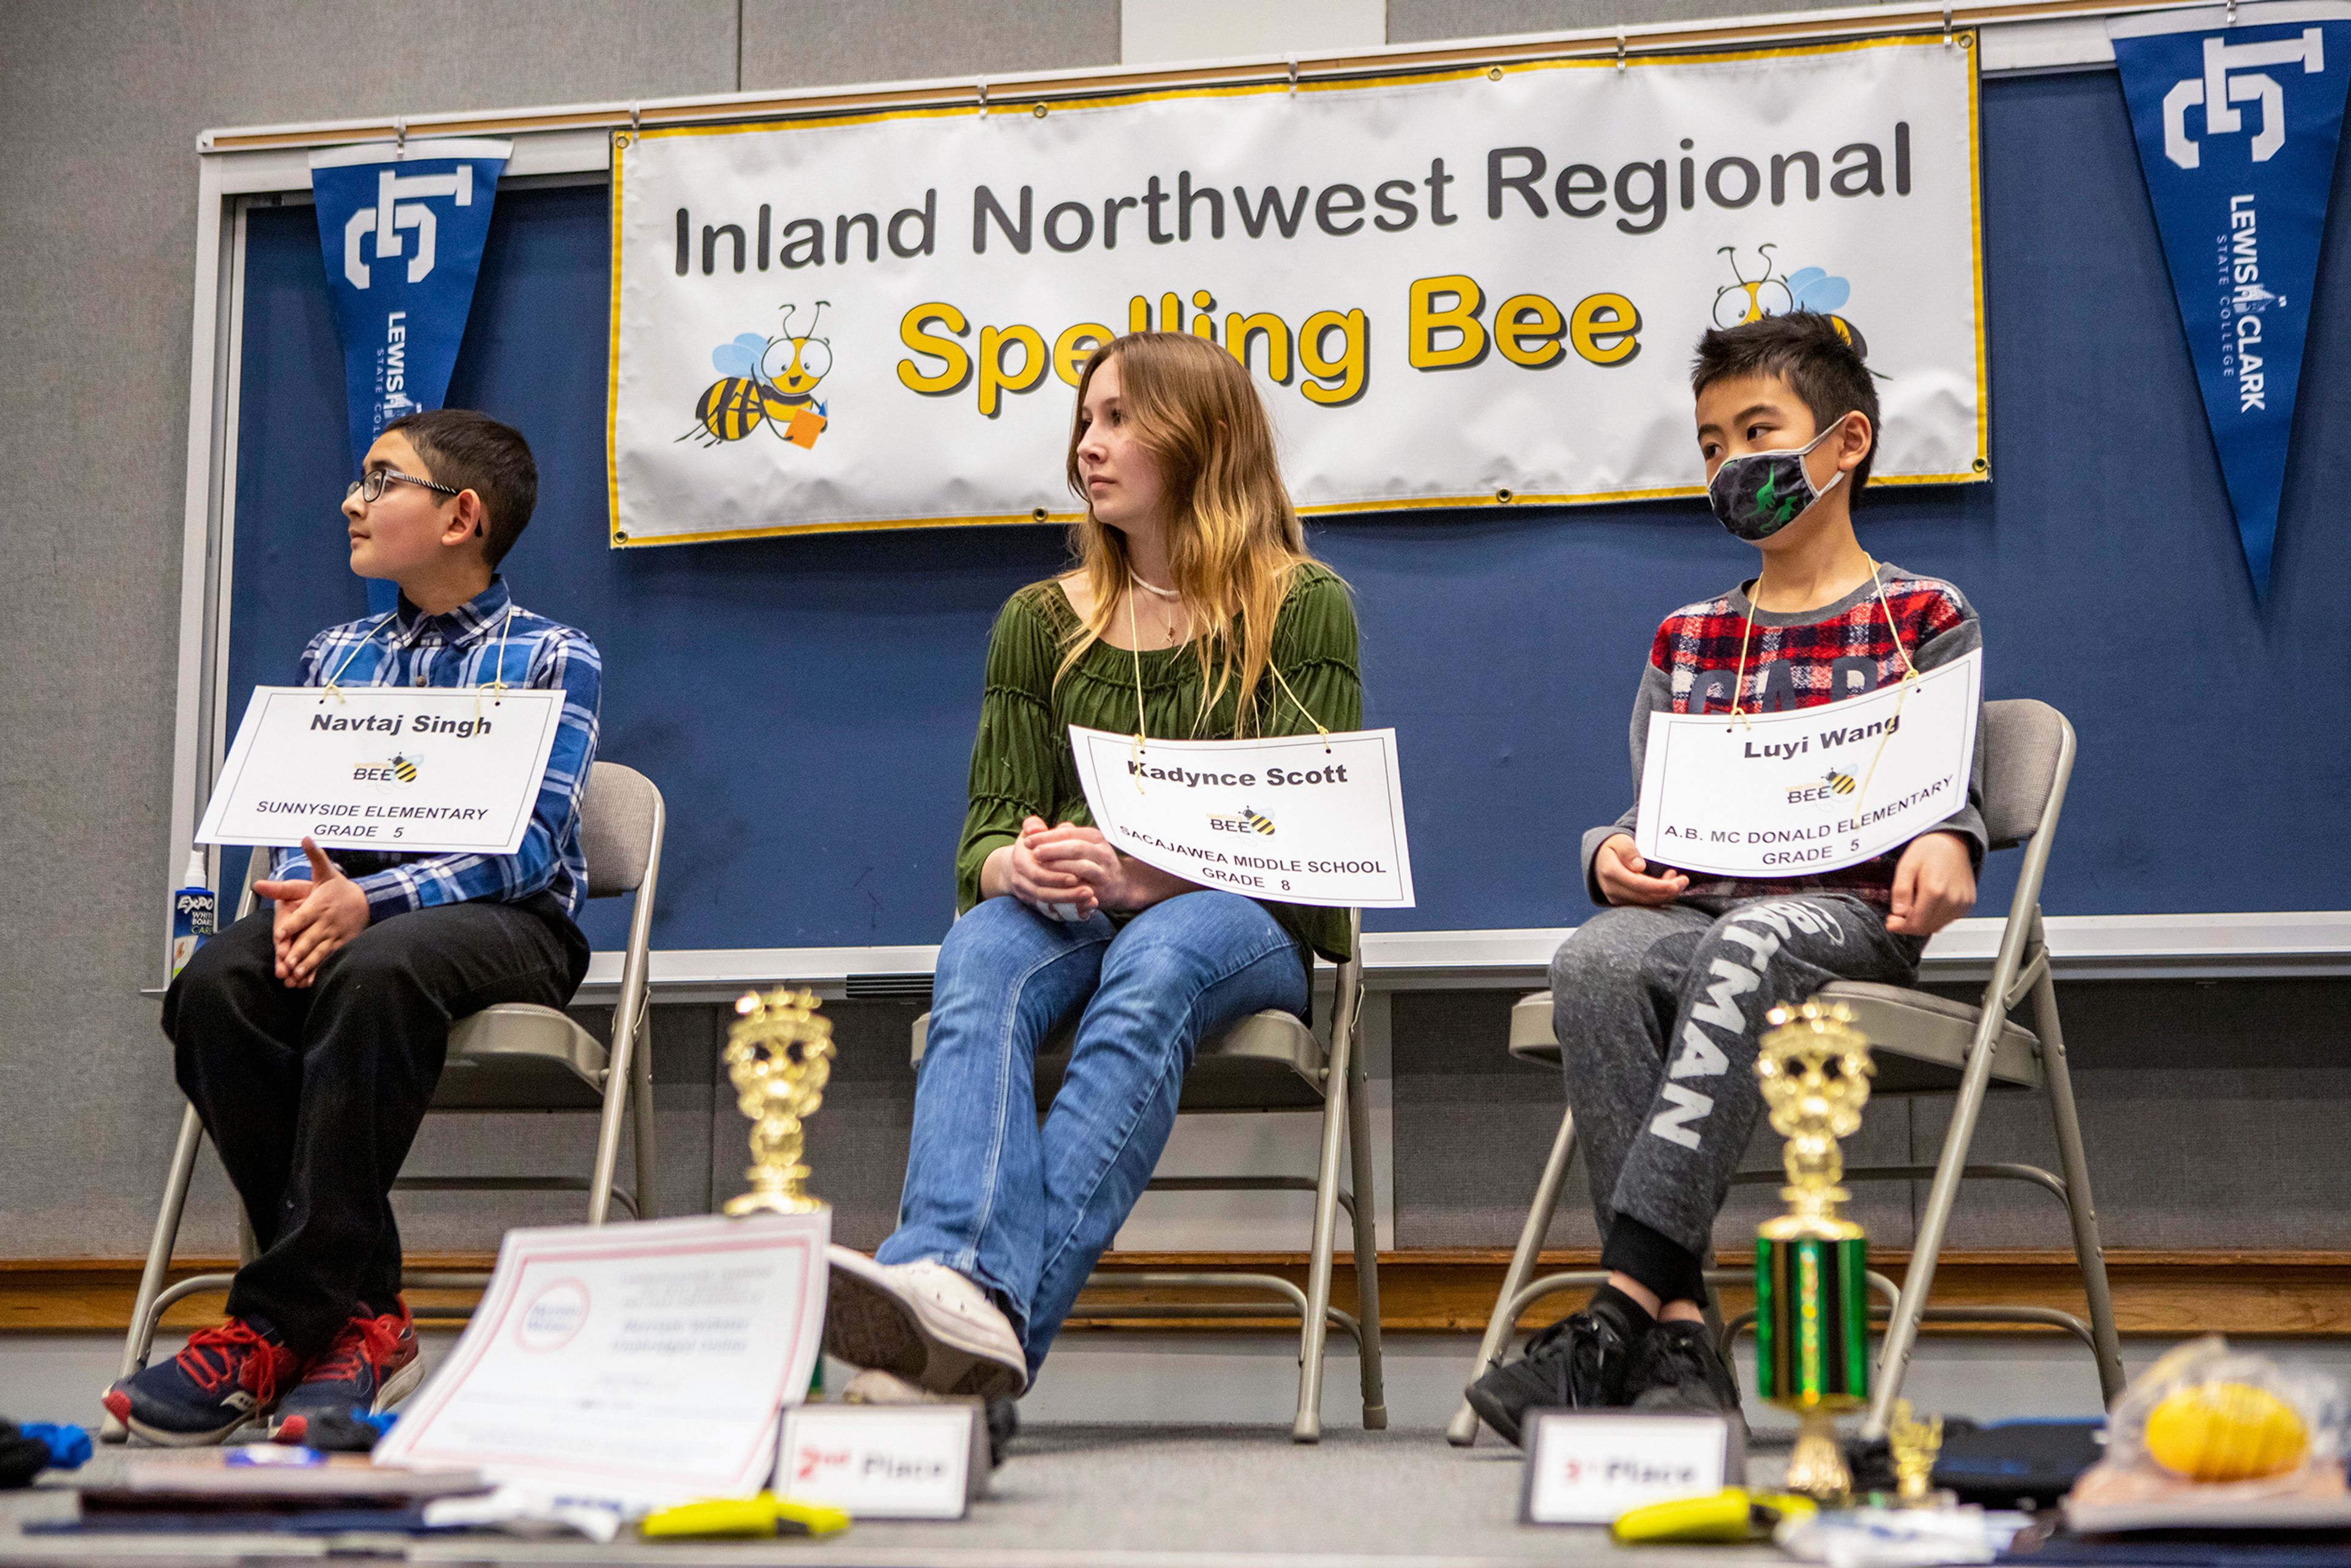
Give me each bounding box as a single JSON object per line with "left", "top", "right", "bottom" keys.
{"left": 1888, "top": 1399, "right": 1946, "bottom": 1505}
{"left": 1753, "top": 999, "right": 1876, "bottom": 1502}
{"left": 723, "top": 986, "right": 836, "bottom": 1216}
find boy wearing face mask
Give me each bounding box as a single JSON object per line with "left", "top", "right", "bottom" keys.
{"left": 1466, "top": 310, "right": 1986, "bottom": 1446}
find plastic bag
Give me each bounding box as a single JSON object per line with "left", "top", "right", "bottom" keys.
{"left": 2105, "top": 1337, "right": 2346, "bottom": 1485}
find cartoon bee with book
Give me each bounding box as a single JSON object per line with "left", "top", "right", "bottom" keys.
{"left": 683, "top": 302, "right": 833, "bottom": 449}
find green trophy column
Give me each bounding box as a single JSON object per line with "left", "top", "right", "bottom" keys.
{"left": 1753, "top": 1000, "right": 1877, "bottom": 1502}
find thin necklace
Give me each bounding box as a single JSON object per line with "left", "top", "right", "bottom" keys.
{"left": 1128, "top": 574, "right": 1188, "bottom": 646}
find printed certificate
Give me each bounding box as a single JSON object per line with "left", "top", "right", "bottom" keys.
{"left": 372, "top": 1214, "right": 828, "bottom": 1510}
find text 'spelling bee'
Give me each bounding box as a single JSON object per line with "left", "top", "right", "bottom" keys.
{"left": 681, "top": 302, "right": 833, "bottom": 449}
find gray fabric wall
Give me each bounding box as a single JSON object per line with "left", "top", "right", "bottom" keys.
{"left": 0, "top": 0, "right": 1114, "bottom": 1261}
{"left": 2, "top": 2, "right": 2338, "bottom": 1272}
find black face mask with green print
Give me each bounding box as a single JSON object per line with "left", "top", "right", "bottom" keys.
{"left": 1705, "top": 422, "right": 1846, "bottom": 541}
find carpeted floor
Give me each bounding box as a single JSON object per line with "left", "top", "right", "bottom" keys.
{"left": 0, "top": 1425, "right": 1799, "bottom": 1567}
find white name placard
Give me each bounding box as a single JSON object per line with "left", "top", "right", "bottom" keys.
{"left": 1635, "top": 650, "right": 1981, "bottom": 880}
{"left": 776, "top": 1404, "right": 987, "bottom": 1519}
{"left": 196, "top": 686, "right": 566, "bottom": 855}
{"left": 1521, "top": 1411, "right": 1735, "bottom": 1525}
{"left": 373, "top": 1214, "right": 828, "bottom": 1511}
{"left": 1067, "top": 725, "right": 1415, "bottom": 909}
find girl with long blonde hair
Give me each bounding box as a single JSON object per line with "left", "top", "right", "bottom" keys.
{"left": 823, "top": 333, "right": 1362, "bottom": 1409}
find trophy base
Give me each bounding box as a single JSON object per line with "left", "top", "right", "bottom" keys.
{"left": 1784, "top": 1407, "right": 1853, "bottom": 1504}
{"left": 724, "top": 1190, "right": 831, "bottom": 1218}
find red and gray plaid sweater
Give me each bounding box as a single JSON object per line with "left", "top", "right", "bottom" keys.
{"left": 1581, "top": 564, "right": 1988, "bottom": 910}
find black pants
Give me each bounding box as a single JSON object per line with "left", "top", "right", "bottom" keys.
{"left": 164, "top": 894, "right": 588, "bottom": 1357}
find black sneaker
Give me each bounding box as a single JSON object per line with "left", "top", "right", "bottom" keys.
{"left": 1626, "top": 1319, "right": 1744, "bottom": 1416}
{"left": 1464, "top": 1299, "right": 1638, "bottom": 1447}
{"left": 985, "top": 1397, "right": 1018, "bottom": 1468}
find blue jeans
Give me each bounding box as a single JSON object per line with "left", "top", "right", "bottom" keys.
{"left": 877, "top": 891, "right": 1310, "bottom": 1379}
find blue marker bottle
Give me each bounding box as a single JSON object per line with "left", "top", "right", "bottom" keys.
{"left": 170, "top": 852, "right": 217, "bottom": 978}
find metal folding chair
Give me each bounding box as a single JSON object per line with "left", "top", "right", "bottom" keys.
{"left": 909, "top": 909, "right": 1382, "bottom": 1442}
{"left": 1447, "top": 700, "right": 2125, "bottom": 1445}
{"left": 106, "top": 762, "right": 665, "bottom": 1438}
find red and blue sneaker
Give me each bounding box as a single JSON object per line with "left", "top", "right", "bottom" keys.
{"left": 268, "top": 1302, "right": 421, "bottom": 1446}
{"left": 101, "top": 1316, "right": 298, "bottom": 1446}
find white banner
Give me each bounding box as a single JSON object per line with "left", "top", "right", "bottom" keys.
{"left": 195, "top": 686, "right": 564, "bottom": 853}
{"left": 1635, "top": 649, "right": 1981, "bottom": 878}
{"left": 610, "top": 36, "right": 1985, "bottom": 546}
{"left": 1068, "top": 725, "right": 1414, "bottom": 908}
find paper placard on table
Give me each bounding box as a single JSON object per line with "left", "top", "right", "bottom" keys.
{"left": 372, "top": 1213, "right": 828, "bottom": 1512}
{"left": 1520, "top": 1411, "right": 1738, "bottom": 1525}
{"left": 777, "top": 1405, "right": 989, "bottom": 1519}
{"left": 195, "top": 686, "right": 566, "bottom": 855}
{"left": 1635, "top": 650, "right": 1981, "bottom": 880}
{"left": 1067, "top": 725, "right": 1414, "bottom": 909}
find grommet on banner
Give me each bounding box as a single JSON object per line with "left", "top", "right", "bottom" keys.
{"left": 1488, "top": 65, "right": 1503, "bottom": 80}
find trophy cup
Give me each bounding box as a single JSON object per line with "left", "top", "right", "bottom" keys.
{"left": 1888, "top": 1399, "right": 1946, "bottom": 1506}
{"left": 1753, "top": 998, "right": 1876, "bottom": 1502}
{"left": 723, "top": 986, "right": 836, "bottom": 1216}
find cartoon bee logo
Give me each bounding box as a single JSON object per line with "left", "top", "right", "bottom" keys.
{"left": 1237, "top": 806, "right": 1276, "bottom": 836}
{"left": 681, "top": 301, "right": 833, "bottom": 450}
{"left": 1710, "top": 247, "right": 1872, "bottom": 360}
{"left": 392, "top": 755, "right": 419, "bottom": 785}
{"left": 1823, "top": 770, "right": 1857, "bottom": 796}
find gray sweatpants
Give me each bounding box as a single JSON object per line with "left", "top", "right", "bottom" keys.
{"left": 1550, "top": 894, "right": 1922, "bottom": 1260}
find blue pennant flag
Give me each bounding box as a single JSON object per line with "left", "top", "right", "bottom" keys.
{"left": 309, "top": 139, "right": 510, "bottom": 611}
{"left": 2111, "top": 13, "right": 2351, "bottom": 596}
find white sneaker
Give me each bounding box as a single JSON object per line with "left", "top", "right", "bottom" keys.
{"left": 824, "top": 1247, "right": 1028, "bottom": 1402}
{"left": 840, "top": 1367, "right": 945, "bottom": 1405}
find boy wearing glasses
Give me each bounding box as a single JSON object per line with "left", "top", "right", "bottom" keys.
{"left": 105, "top": 410, "right": 602, "bottom": 1446}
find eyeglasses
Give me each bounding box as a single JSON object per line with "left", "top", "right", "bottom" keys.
{"left": 347, "top": 468, "right": 462, "bottom": 505}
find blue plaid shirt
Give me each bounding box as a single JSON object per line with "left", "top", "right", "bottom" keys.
{"left": 271, "top": 576, "right": 602, "bottom": 922}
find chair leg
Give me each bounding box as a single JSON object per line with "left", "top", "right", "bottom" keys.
{"left": 104, "top": 1105, "right": 209, "bottom": 1442}
{"left": 1293, "top": 1013, "right": 1360, "bottom": 1443}
{"left": 586, "top": 1005, "right": 640, "bottom": 1227}
{"left": 1447, "top": 1108, "right": 1578, "bottom": 1447}
{"left": 1867, "top": 1010, "right": 2008, "bottom": 1437}
{"left": 1343, "top": 1000, "right": 1387, "bottom": 1431}
{"left": 117, "top": 1106, "right": 208, "bottom": 1382}
{"left": 2030, "top": 965, "right": 2126, "bottom": 1407}
{"left": 630, "top": 995, "right": 658, "bottom": 1221}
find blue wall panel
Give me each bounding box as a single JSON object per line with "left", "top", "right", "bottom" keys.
{"left": 228, "top": 70, "right": 2351, "bottom": 951}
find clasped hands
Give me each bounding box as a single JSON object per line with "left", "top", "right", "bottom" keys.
{"left": 1594, "top": 829, "right": 1976, "bottom": 937}
{"left": 990, "top": 816, "right": 1187, "bottom": 920}
{"left": 252, "top": 836, "right": 372, "bottom": 988}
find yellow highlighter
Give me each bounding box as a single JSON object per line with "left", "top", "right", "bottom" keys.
{"left": 1611, "top": 1488, "right": 1817, "bottom": 1544}
{"left": 640, "top": 1492, "right": 852, "bottom": 1540}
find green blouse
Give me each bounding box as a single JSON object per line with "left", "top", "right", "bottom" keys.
{"left": 956, "top": 561, "right": 1362, "bottom": 962}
